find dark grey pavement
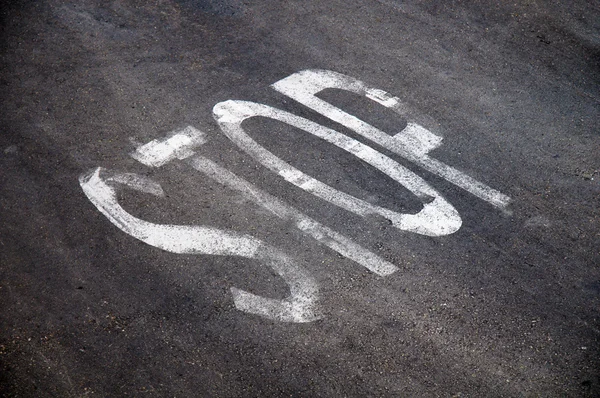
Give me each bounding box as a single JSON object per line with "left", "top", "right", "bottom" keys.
{"left": 1, "top": 0, "right": 599, "bottom": 396}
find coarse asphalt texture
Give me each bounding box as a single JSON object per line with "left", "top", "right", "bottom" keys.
{"left": 1, "top": 0, "right": 599, "bottom": 396}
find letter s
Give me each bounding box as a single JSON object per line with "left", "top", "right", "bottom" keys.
{"left": 79, "top": 167, "right": 321, "bottom": 322}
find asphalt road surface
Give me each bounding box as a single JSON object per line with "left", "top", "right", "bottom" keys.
{"left": 1, "top": 0, "right": 599, "bottom": 396}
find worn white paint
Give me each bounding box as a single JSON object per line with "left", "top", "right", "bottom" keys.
{"left": 80, "top": 69, "right": 515, "bottom": 323}
{"left": 188, "top": 156, "right": 398, "bottom": 276}
{"left": 131, "top": 128, "right": 398, "bottom": 275}
{"left": 213, "top": 100, "right": 462, "bottom": 237}
{"left": 131, "top": 126, "right": 207, "bottom": 167}
{"left": 271, "top": 69, "right": 511, "bottom": 210}
{"left": 79, "top": 167, "right": 321, "bottom": 323}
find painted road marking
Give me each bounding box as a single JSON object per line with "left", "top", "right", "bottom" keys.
{"left": 187, "top": 156, "right": 398, "bottom": 276}
{"left": 132, "top": 126, "right": 398, "bottom": 276}
{"left": 79, "top": 167, "right": 321, "bottom": 322}
{"left": 213, "top": 100, "right": 462, "bottom": 237}
{"left": 271, "top": 69, "right": 511, "bottom": 210}
{"left": 81, "top": 69, "right": 512, "bottom": 322}
{"left": 130, "top": 126, "right": 207, "bottom": 167}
